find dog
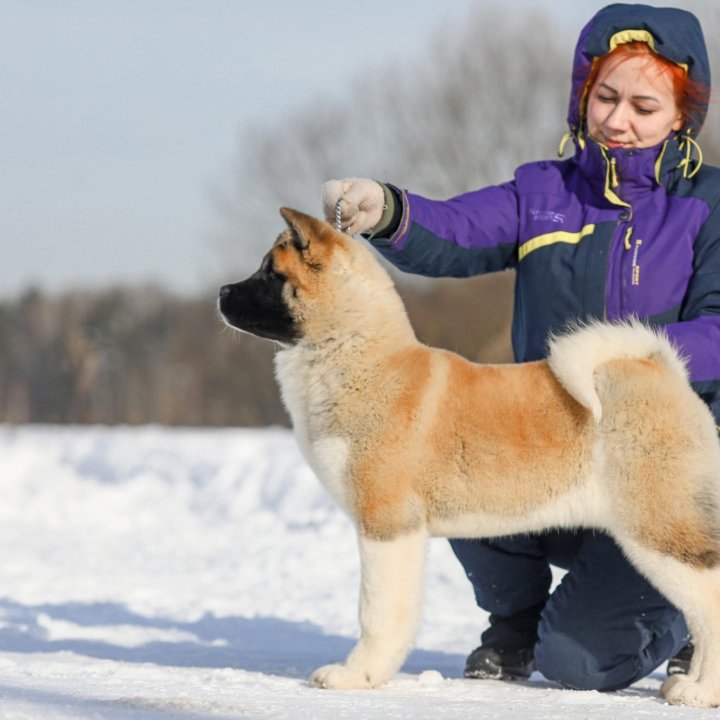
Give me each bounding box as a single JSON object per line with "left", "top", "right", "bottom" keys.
{"left": 219, "top": 207, "right": 720, "bottom": 707}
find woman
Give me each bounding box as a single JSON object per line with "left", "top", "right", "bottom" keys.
{"left": 321, "top": 4, "right": 719, "bottom": 692}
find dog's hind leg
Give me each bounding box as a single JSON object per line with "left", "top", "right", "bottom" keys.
{"left": 659, "top": 572, "right": 720, "bottom": 707}
{"left": 309, "top": 526, "right": 428, "bottom": 690}
{"left": 618, "top": 537, "right": 720, "bottom": 707}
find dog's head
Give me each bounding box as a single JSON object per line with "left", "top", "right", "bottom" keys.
{"left": 218, "top": 207, "right": 392, "bottom": 346}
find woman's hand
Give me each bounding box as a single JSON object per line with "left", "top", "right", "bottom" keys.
{"left": 321, "top": 178, "right": 385, "bottom": 235}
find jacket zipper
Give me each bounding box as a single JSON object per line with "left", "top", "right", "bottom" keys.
{"left": 600, "top": 147, "right": 637, "bottom": 319}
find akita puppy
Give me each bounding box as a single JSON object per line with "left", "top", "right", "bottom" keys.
{"left": 219, "top": 207, "right": 720, "bottom": 707}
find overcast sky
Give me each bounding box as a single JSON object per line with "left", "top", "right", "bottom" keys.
{"left": 1, "top": 0, "right": 715, "bottom": 297}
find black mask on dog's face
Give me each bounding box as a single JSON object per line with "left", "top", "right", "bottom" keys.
{"left": 218, "top": 253, "right": 300, "bottom": 345}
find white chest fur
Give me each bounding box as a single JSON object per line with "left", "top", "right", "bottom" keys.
{"left": 275, "top": 348, "right": 353, "bottom": 515}
{"left": 306, "top": 436, "right": 351, "bottom": 512}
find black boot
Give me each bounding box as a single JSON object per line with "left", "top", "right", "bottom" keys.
{"left": 667, "top": 639, "right": 694, "bottom": 676}
{"left": 464, "top": 645, "right": 536, "bottom": 680}
{"left": 463, "top": 600, "right": 544, "bottom": 680}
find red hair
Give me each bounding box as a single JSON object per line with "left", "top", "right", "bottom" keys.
{"left": 579, "top": 41, "right": 710, "bottom": 131}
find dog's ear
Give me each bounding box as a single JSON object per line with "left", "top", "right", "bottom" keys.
{"left": 279, "top": 207, "right": 332, "bottom": 250}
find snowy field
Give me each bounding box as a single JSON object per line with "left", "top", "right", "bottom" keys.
{"left": 0, "top": 424, "right": 715, "bottom": 719}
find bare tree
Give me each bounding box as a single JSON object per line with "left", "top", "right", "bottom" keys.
{"left": 210, "top": 7, "right": 571, "bottom": 274}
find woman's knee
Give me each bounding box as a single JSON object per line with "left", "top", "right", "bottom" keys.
{"left": 534, "top": 631, "right": 635, "bottom": 691}
{"left": 535, "top": 602, "right": 687, "bottom": 691}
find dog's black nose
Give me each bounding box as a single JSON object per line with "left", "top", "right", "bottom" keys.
{"left": 219, "top": 284, "right": 233, "bottom": 298}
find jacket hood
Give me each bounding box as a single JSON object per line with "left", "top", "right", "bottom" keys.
{"left": 568, "top": 3, "right": 711, "bottom": 136}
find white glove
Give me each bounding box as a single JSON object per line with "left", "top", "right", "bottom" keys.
{"left": 321, "top": 178, "right": 385, "bottom": 235}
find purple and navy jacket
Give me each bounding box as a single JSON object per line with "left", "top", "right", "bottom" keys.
{"left": 371, "top": 4, "right": 720, "bottom": 422}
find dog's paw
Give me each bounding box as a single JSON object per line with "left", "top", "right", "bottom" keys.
{"left": 309, "top": 663, "right": 372, "bottom": 690}
{"left": 661, "top": 676, "right": 720, "bottom": 708}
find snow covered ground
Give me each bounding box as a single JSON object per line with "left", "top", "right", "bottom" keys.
{"left": 0, "top": 424, "right": 714, "bottom": 719}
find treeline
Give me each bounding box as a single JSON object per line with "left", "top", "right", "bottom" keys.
{"left": 0, "top": 271, "right": 514, "bottom": 426}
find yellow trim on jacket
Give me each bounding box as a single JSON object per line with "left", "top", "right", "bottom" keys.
{"left": 519, "top": 224, "right": 596, "bottom": 261}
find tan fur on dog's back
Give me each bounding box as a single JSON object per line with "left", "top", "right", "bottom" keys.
{"left": 422, "top": 357, "right": 593, "bottom": 516}
{"left": 352, "top": 352, "right": 597, "bottom": 541}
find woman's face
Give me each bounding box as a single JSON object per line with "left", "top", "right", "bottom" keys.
{"left": 586, "top": 55, "right": 683, "bottom": 149}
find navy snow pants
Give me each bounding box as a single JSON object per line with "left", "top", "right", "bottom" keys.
{"left": 450, "top": 530, "right": 688, "bottom": 691}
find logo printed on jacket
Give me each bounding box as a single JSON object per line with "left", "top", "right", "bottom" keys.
{"left": 529, "top": 209, "right": 566, "bottom": 224}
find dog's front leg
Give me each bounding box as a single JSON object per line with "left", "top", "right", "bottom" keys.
{"left": 310, "top": 526, "right": 427, "bottom": 689}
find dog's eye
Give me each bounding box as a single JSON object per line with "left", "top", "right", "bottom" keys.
{"left": 262, "top": 256, "right": 285, "bottom": 281}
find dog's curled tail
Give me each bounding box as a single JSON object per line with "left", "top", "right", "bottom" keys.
{"left": 547, "top": 319, "right": 689, "bottom": 423}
